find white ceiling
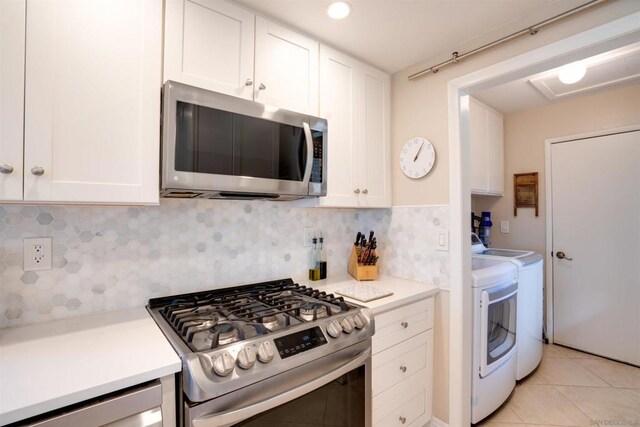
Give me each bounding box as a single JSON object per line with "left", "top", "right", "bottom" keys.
{"left": 474, "top": 42, "right": 640, "bottom": 114}
{"left": 235, "top": 0, "right": 586, "bottom": 73}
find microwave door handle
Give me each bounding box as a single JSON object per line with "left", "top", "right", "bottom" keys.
{"left": 192, "top": 348, "right": 370, "bottom": 427}
{"left": 302, "top": 122, "right": 313, "bottom": 187}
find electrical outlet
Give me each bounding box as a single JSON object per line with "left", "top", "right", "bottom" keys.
{"left": 500, "top": 221, "right": 510, "bottom": 234}
{"left": 303, "top": 226, "right": 316, "bottom": 247}
{"left": 24, "top": 237, "right": 52, "bottom": 271}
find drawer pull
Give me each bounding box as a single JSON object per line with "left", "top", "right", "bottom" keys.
{"left": 399, "top": 416, "right": 407, "bottom": 424}
{"left": 400, "top": 365, "right": 407, "bottom": 373}
{"left": 401, "top": 321, "right": 408, "bottom": 328}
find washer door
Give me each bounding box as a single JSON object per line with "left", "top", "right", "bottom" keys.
{"left": 480, "top": 281, "right": 517, "bottom": 378}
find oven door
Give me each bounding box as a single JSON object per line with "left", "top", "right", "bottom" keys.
{"left": 185, "top": 342, "right": 370, "bottom": 427}
{"left": 480, "top": 281, "right": 517, "bottom": 378}
{"left": 162, "top": 81, "right": 327, "bottom": 198}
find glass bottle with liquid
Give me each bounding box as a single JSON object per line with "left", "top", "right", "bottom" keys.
{"left": 318, "top": 235, "right": 327, "bottom": 280}
{"left": 308, "top": 237, "right": 320, "bottom": 281}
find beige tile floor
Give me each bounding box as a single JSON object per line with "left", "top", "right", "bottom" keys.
{"left": 479, "top": 344, "right": 640, "bottom": 427}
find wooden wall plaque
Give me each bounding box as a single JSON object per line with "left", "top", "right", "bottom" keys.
{"left": 514, "top": 172, "right": 538, "bottom": 216}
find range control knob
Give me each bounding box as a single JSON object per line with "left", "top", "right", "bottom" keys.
{"left": 257, "top": 341, "right": 275, "bottom": 363}
{"left": 327, "top": 320, "right": 342, "bottom": 338}
{"left": 341, "top": 317, "right": 355, "bottom": 334}
{"left": 352, "top": 313, "right": 366, "bottom": 329}
{"left": 236, "top": 347, "right": 257, "bottom": 370}
{"left": 212, "top": 352, "right": 235, "bottom": 377}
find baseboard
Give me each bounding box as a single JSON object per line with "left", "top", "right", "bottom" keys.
{"left": 429, "top": 416, "right": 449, "bottom": 427}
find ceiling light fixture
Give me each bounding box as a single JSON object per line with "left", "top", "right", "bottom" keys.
{"left": 558, "top": 61, "right": 587, "bottom": 84}
{"left": 327, "top": 1, "right": 351, "bottom": 20}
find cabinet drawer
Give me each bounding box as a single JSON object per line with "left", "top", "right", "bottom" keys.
{"left": 372, "top": 331, "right": 428, "bottom": 396}
{"left": 373, "top": 368, "right": 429, "bottom": 427}
{"left": 372, "top": 298, "right": 433, "bottom": 354}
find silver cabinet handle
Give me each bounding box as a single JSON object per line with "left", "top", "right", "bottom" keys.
{"left": 556, "top": 251, "right": 573, "bottom": 261}
{"left": 400, "top": 365, "right": 407, "bottom": 373}
{"left": 258, "top": 83, "right": 266, "bottom": 90}
{"left": 399, "top": 416, "right": 407, "bottom": 424}
{"left": 31, "top": 166, "right": 45, "bottom": 176}
{"left": 0, "top": 163, "right": 14, "bottom": 174}
{"left": 362, "top": 189, "right": 368, "bottom": 195}
{"left": 401, "top": 321, "right": 408, "bottom": 328}
{"left": 245, "top": 78, "right": 253, "bottom": 86}
{"left": 354, "top": 189, "right": 360, "bottom": 194}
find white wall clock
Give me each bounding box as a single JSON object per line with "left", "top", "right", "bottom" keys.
{"left": 399, "top": 137, "right": 436, "bottom": 179}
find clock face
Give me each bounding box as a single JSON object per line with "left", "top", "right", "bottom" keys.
{"left": 399, "top": 137, "right": 436, "bottom": 179}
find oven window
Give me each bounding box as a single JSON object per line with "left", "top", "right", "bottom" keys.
{"left": 486, "top": 294, "right": 517, "bottom": 365}
{"left": 233, "top": 366, "right": 365, "bottom": 427}
{"left": 175, "top": 102, "right": 307, "bottom": 182}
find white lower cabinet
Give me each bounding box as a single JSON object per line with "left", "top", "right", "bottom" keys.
{"left": 371, "top": 297, "right": 434, "bottom": 427}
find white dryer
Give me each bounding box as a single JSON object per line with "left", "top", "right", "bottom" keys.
{"left": 471, "top": 257, "right": 518, "bottom": 424}
{"left": 472, "top": 233, "right": 544, "bottom": 380}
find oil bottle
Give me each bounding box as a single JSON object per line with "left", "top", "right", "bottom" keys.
{"left": 308, "top": 237, "right": 320, "bottom": 281}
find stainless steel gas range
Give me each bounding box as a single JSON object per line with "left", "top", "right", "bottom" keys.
{"left": 148, "top": 278, "right": 373, "bottom": 427}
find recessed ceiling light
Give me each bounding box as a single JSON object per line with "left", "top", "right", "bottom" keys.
{"left": 327, "top": 1, "right": 351, "bottom": 20}
{"left": 558, "top": 61, "right": 587, "bottom": 84}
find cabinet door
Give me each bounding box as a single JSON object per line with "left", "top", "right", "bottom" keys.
{"left": 0, "top": 0, "right": 25, "bottom": 201}
{"left": 469, "top": 97, "right": 488, "bottom": 194}
{"left": 254, "top": 17, "right": 318, "bottom": 115}
{"left": 164, "top": 0, "right": 254, "bottom": 100}
{"left": 318, "top": 46, "right": 359, "bottom": 207}
{"left": 487, "top": 107, "right": 504, "bottom": 195}
{"left": 24, "top": 0, "right": 162, "bottom": 204}
{"left": 358, "top": 64, "right": 391, "bottom": 208}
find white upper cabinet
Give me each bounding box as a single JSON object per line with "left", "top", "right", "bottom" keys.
{"left": 164, "top": 0, "right": 255, "bottom": 100}
{"left": 358, "top": 65, "right": 391, "bottom": 208}
{"left": 469, "top": 97, "right": 504, "bottom": 196}
{"left": 254, "top": 17, "right": 319, "bottom": 116}
{"left": 318, "top": 46, "right": 359, "bottom": 207}
{"left": 318, "top": 46, "right": 391, "bottom": 208}
{"left": 0, "top": 0, "right": 25, "bottom": 201}
{"left": 23, "top": 0, "right": 162, "bottom": 204}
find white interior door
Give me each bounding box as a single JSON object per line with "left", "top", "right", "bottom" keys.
{"left": 551, "top": 129, "right": 640, "bottom": 365}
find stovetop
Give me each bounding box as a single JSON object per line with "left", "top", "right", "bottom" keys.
{"left": 147, "top": 278, "right": 374, "bottom": 403}
{"left": 149, "top": 278, "right": 353, "bottom": 352}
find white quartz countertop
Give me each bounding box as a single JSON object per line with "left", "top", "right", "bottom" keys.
{"left": 297, "top": 274, "right": 440, "bottom": 314}
{"left": 0, "top": 307, "right": 181, "bottom": 426}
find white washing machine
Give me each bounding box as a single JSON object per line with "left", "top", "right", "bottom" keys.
{"left": 471, "top": 257, "right": 518, "bottom": 424}
{"left": 472, "top": 233, "right": 544, "bottom": 380}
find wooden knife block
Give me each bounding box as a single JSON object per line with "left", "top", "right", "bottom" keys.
{"left": 348, "top": 246, "right": 378, "bottom": 281}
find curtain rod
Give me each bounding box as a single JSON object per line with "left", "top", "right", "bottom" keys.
{"left": 407, "top": 0, "right": 609, "bottom": 81}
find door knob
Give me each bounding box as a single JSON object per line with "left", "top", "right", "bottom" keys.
{"left": 556, "top": 251, "right": 573, "bottom": 261}
{"left": 399, "top": 416, "right": 407, "bottom": 424}
{"left": 400, "top": 365, "right": 407, "bottom": 373}
{"left": 258, "top": 83, "right": 267, "bottom": 90}
{"left": 31, "top": 166, "right": 45, "bottom": 176}
{"left": 354, "top": 189, "right": 360, "bottom": 194}
{"left": 0, "top": 163, "right": 14, "bottom": 174}
{"left": 362, "top": 189, "right": 368, "bottom": 194}
{"left": 245, "top": 78, "right": 253, "bottom": 86}
{"left": 401, "top": 321, "right": 408, "bottom": 328}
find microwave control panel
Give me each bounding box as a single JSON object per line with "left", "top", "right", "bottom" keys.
{"left": 311, "top": 131, "right": 323, "bottom": 183}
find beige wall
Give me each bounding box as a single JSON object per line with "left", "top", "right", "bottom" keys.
{"left": 473, "top": 82, "right": 640, "bottom": 256}
{"left": 433, "top": 290, "right": 450, "bottom": 422}
{"left": 391, "top": 0, "right": 640, "bottom": 206}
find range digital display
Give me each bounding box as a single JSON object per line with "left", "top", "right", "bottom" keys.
{"left": 274, "top": 327, "right": 327, "bottom": 359}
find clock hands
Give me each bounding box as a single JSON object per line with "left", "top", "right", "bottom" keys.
{"left": 413, "top": 141, "right": 425, "bottom": 162}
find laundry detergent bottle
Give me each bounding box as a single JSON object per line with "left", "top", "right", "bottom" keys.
{"left": 479, "top": 211, "right": 493, "bottom": 247}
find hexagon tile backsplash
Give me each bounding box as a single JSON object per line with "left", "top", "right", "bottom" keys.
{"left": 0, "top": 201, "right": 449, "bottom": 328}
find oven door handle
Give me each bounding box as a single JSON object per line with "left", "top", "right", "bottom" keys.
{"left": 301, "top": 122, "right": 313, "bottom": 189}
{"left": 193, "top": 348, "right": 371, "bottom": 427}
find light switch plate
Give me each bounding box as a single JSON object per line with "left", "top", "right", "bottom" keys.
{"left": 436, "top": 229, "right": 449, "bottom": 251}
{"left": 24, "top": 237, "right": 52, "bottom": 271}
{"left": 500, "top": 221, "right": 510, "bottom": 234}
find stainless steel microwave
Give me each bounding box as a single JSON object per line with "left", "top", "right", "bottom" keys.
{"left": 161, "top": 81, "right": 327, "bottom": 200}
